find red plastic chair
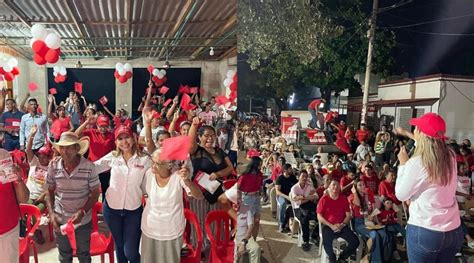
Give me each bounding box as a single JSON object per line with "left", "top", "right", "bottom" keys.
{"left": 19, "top": 204, "right": 41, "bottom": 263}
{"left": 181, "top": 209, "right": 202, "bottom": 263}
{"left": 65, "top": 202, "right": 114, "bottom": 263}
{"left": 205, "top": 210, "right": 236, "bottom": 263}
{"left": 223, "top": 179, "right": 237, "bottom": 190}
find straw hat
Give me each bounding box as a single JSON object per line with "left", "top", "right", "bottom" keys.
{"left": 53, "top": 132, "right": 90, "bottom": 155}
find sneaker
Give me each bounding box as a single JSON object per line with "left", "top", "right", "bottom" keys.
{"left": 393, "top": 250, "right": 401, "bottom": 261}
{"left": 279, "top": 227, "right": 290, "bottom": 233}
{"left": 455, "top": 252, "right": 462, "bottom": 257}
{"left": 302, "top": 242, "right": 311, "bottom": 251}
{"left": 468, "top": 241, "right": 474, "bottom": 249}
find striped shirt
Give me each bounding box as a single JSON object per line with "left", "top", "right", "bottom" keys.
{"left": 46, "top": 157, "right": 100, "bottom": 226}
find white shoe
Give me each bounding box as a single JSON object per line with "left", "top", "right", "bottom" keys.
{"left": 468, "top": 241, "right": 474, "bottom": 249}
{"left": 455, "top": 252, "right": 462, "bottom": 257}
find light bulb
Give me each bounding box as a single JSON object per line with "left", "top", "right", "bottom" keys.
{"left": 209, "top": 47, "right": 215, "bottom": 56}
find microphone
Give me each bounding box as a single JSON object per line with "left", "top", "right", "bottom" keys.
{"left": 392, "top": 139, "right": 416, "bottom": 167}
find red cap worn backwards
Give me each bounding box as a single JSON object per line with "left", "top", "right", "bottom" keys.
{"left": 409, "top": 112, "right": 448, "bottom": 140}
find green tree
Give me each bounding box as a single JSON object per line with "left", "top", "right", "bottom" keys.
{"left": 239, "top": 0, "right": 396, "bottom": 101}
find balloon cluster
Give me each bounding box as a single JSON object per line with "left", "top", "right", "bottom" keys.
{"left": 147, "top": 65, "right": 167, "bottom": 86}
{"left": 30, "top": 24, "right": 62, "bottom": 65}
{"left": 114, "top": 63, "right": 133, "bottom": 84}
{"left": 53, "top": 66, "right": 67, "bottom": 83}
{"left": 224, "top": 70, "right": 237, "bottom": 104}
{"left": 0, "top": 58, "right": 20, "bottom": 81}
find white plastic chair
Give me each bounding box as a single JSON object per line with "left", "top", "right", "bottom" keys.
{"left": 318, "top": 220, "right": 364, "bottom": 263}
{"left": 291, "top": 206, "right": 304, "bottom": 247}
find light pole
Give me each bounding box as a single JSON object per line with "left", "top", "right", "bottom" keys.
{"left": 361, "top": 0, "right": 378, "bottom": 125}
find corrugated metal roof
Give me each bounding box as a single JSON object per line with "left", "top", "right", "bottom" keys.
{"left": 0, "top": 0, "right": 237, "bottom": 60}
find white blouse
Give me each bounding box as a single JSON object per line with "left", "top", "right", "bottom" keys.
{"left": 395, "top": 155, "right": 460, "bottom": 232}
{"left": 94, "top": 152, "right": 151, "bottom": 210}
{"left": 141, "top": 169, "right": 191, "bottom": 240}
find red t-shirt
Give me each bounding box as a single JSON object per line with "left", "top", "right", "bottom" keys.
{"left": 361, "top": 174, "right": 379, "bottom": 194}
{"left": 83, "top": 129, "right": 116, "bottom": 161}
{"left": 378, "top": 180, "right": 401, "bottom": 205}
{"left": 348, "top": 189, "right": 375, "bottom": 218}
{"left": 377, "top": 209, "right": 398, "bottom": 225}
{"left": 324, "top": 111, "right": 339, "bottom": 123}
{"left": 308, "top": 99, "right": 322, "bottom": 109}
{"left": 238, "top": 172, "right": 264, "bottom": 193}
{"left": 51, "top": 116, "right": 71, "bottom": 140}
{"left": 0, "top": 183, "right": 20, "bottom": 234}
{"left": 317, "top": 194, "right": 350, "bottom": 225}
{"left": 340, "top": 176, "right": 353, "bottom": 196}
{"left": 271, "top": 164, "right": 282, "bottom": 181}
{"left": 355, "top": 129, "right": 370, "bottom": 143}
{"left": 316, "top": 186, "right": 326, "bottom": 198}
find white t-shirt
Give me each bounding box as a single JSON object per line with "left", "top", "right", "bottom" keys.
{"left": 26, "top": 156, "right": 48, "bottom": 200}
{"left": 456, "top": 176, "right": 471, "bottom": 203}
{"left": 198, "top": 111, "right": 217, "bottom": 126}
{"left": 396, "top": 155, "right": 460, "bottom": 231}
{"left": 141, "top": 169, "right": 191, "bottom": 240}
{"left": 218, "top": 133, "right": 228, "bottom": 150}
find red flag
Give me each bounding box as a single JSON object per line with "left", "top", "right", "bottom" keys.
{"left": 215, "top": 95, "right": 230, "bottom": 105}
{"left": 189, "top": 87, "right": 198, "bottom": 94}
{"left": 147, "top": 65, "right": 154, "bottom": 74}
{"left": 159, "top": 86, "right": 169, "bottom": 95}
{"left": 74, "top": 82, "right": 83, "bottom": 94}
{"left": 28, "top": 82, "right": 38, "bottom": 92}
{"left": 180, "top": 93, "right": 192, "bottom": 110}
{"left": 178, "top": 85, "right": 190, "bottom": 94}
{"left": 49, "top": 88, "right": 57, "bottom": 95}
{"left": 163, "top": 98, "right": 172, "bottom": 107}
{"left": 99, "top": 96, "right": 108, "bottom": 105}
{"left": 159, "top": 136, "right": 191, "bottom": 161}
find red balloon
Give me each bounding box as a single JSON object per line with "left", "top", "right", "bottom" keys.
{"left": 147, "top": 65, "right": 154, "bottom": 73}
{"left": 45, "top": 48, "right": 61, "bottom": 63}
{"left": 32, "top": 40, "right": 48, "bottom": 56}
{"left": 230, "top": 82, "right": 237, "bottom": 91}
{"left": 0, "top": 67, "right": 5, "bottom": 75}
{"left": 118, "top": 76, "right": 127, "bottom": 83}
{"left": 33, "top": 54, "right": 46, "bottom": 65}
{"left": 114, "top": 71, "right": 120, "bottom": 79}
{"left": 3, "top": 72, "right": 14, "bottom": 81}
{"left": 54, "top": 76, "right": 60, "bottom": 83}
{"left": 10, "top": 67, "right": 20, "bottom": 75}
{"left": 59, "top": 75, "right": 66, "bottom": 82}
{"left": 233, "top": 74, "right": 237, "bottom": 83}
{"left": 125, "top": 71, "right": 132, "bottom": 79}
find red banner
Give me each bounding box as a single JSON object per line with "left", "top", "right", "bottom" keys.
{"left": 305, "top": 129, "right": 328, "bottom": 145}
{"left": 281, "top": 117, "right": 299, "bottom": 142}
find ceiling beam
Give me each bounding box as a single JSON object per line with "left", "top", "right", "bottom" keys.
{"left": 64, "top": 0, "right": 97, "bottom": 57}
{"left": 190, "top": 13, "right": 237, "bottom": 59}
{"left": 126, "top": 0, "right": 134, "bottom": 58}
{"left": 153, "top": 0, "right": 195, "bottom": 58}
{"left": 3, "top": 0, "right": 31, "bottom": 27}
{"left": 216, "top": 46, "right": 237, "bottom": 60}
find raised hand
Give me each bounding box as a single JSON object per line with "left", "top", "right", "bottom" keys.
{"left": 30, "top": 124, "right": 38, "bottom": 136}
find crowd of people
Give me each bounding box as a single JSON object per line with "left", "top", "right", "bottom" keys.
{"left": 239, "top": 110, "right": 474, "bottom": 262}
{"left": 0, "top": 83, "right": 241, "bottom": 263}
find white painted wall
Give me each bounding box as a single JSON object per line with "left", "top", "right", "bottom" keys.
{"left": 438, "top": 80, "right": 474, "bottom": 141}
{"left": 1, "top": 53, "right": 236, "bottom": 115}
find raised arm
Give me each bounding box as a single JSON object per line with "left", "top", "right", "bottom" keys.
{"left": 188, "top": 117, "right": 200, "bottom": 154}
{"left": 143, "top": 108, "right": 156, "bottom": 153}
{"left": 166, "top": 96, "right": 179, "bottom": 120}
{"left": 168, "top": 111, "right": 179, "bottom": 135}
{"left": 26, "top": 125, "right": 38, "bottom": 162}
{"left": 144, "top": 81, "right": 153, "bottom": 110}
{"left": 19, "top": 92, "right": 30, "bottom": 113}
{"left": 75, "top": 115, "right": 94, "bottom": 137}
{"left": 47, "top": 95, "right": 55, "bottom": 119}
{"left": 0, "top": 89, "right": 6, "bottom": 113}
{"left": 103, "top": 105, "right": 114, "bottom": 117}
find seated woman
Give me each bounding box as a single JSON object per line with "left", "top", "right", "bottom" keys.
{"left": 349, "top": 179, "right": 389, "bottom": 262}
{"left": 317, "top": 180, "right": 359, "bottom": 262}
{"left": 140, "top": 149, "right": 204, "bottom": 262}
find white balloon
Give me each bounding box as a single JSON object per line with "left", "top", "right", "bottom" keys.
{"left": 3, "top": 64, "right": 12, "bottom": 72}
{"left": 152, "top": 69, "right": 159, "bottom": 76}
{"left": 60, "top": 66, "right": 66, "bottom": 72}
{"left": 29, "top": 38, "right": 36, "bottom": 48}
{"left": 226, "top": 70, "right": 235, "bottom": 78}
{"left": 223, "top": 78, "right": 232, "bottom": 87}
{"left": 59, "top": 68, "right": 67, "bottom": 75}
{"left": 44, "top": 33, "right": 61, "bottom": 49}
{"left": 115, "top": 63, "right": 124, "bottom": 71}
{"left": 7, "top": 58, "right": 18, "bottom": 68}
{"left": 118, "top": 68, "right": 126, "bottom": 76}
{"left": 53, "top": 66, "right": 60, "bottom": 72}
{"left": 53, "top": 71, "right": 58, "bottom": 77}
{"left": 31, "top": 24, "right": 47, "bottom": 40}
{"left": 124, "top": 63, "right": 132, "bottom": 72}
{"left": 160, "top": 69, "right": 166, "bottom": 76}
{"left": 156, "top": 73, "right": 164, "bottom": 79}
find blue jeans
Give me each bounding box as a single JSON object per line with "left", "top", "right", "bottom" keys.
{"left": 353, "top": 217, "right": 388, "bottom": 262}
{"left": 308, "top": 108, "right": 318, "bottom": 128}
{"left": 406, "top": 224, "right": 464, "bottom": 263}
{"left": 103, "top": 201, "right": 143, "bottom": 263}
{"left": 386, "top": 223, "right": 406, "bottom": 239}
{"left": 277, "top": 196, "right": 289, "bottom": 228}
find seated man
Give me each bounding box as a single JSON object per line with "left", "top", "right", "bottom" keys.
{"left": 290, "top": 170, "right": 318, "bottom": 251}
{"left": 317, "top": 180, "right": 359, "bottom": 262}
{"left": 275, "top": 164, "right": 298, "bottom": 232}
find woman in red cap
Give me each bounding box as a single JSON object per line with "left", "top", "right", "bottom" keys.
{"left": 94, "top": 125, "right": 151, "bottom": 263}
{"left": 395, "top": 113, "right": 463, "bottom": 262}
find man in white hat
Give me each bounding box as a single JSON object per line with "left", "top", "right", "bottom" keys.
{"left": 46, "top": 132, "right": 100, "bottom": 262}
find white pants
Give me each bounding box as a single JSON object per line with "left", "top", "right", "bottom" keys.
{"left": 0, "top": 223, "right": 19, "bottom": 263}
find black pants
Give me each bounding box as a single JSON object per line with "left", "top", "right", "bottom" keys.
{"left": 321, "top": 225, "right": 360, "bottom": 262}
{"left": 99, "top": 170, "right": 111, "bottom": 202}
{"left": 294, "top": 207, "right": 316, "bottom": 243}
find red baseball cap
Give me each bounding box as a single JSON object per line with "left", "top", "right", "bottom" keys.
{"left": 114, "top": 125, "right": 133, "bottom": 139}
{"left": 38, "top": 145, "right": 53, "bottom": 156}
{"left": 409, "top": 113, "right": 448, "bottom": 140}
{"left": 96, "top": 115, "right": 110, "bottom": 126}
{"left": 152, "top": 110, "right": 161, "bottom": 119}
